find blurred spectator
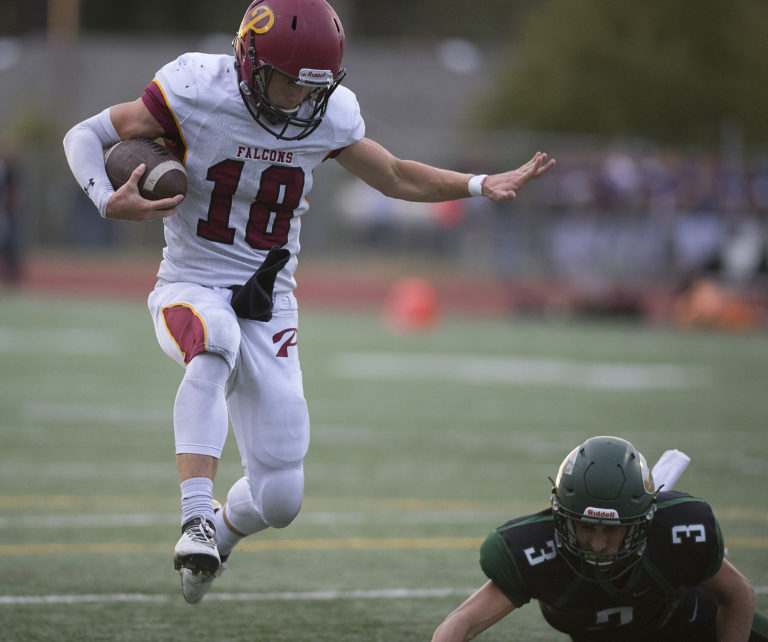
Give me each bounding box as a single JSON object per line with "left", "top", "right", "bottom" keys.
{"left": 334, "top": 144, "right": 767, "bottom": 317}
{"left": 0, "top": 146, "right": 22, "bottom": 287}
{"left": 544, "top": 148, "right": 768, "bottom": 285}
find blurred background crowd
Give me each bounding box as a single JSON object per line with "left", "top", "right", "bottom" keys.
{"left": 1, "top": 0, "right": 767, "bottom": 329}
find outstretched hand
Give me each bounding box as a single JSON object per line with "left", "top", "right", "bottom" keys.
{"left": 105, "top": 163, "right": 184, "bottom": 220}
{"left": 482, "top": 152, "right": 556, "bottom": 203}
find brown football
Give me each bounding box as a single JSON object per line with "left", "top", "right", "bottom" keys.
{"left": 104, "top": 138, "right": 187, "bottom": 200}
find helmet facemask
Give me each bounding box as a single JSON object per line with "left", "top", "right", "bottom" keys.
{"left": 552, "top": 494, "right": 656, "bottom": 581}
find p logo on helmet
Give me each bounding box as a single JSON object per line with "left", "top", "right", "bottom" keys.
{"left": 240, "top": 5, "right": 275, "bottom": 37}
{"left": 640, "top": 454, "right": 655, "bottom": 493}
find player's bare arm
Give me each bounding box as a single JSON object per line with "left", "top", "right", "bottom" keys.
{"left": 335, "top": 137, "right": 555, "bottom": 203}
{"left": 104, "top": 99, "right": 183, "bottom": 221}
{"left": 110, "top": 98, "right": 165, "bottom": 141}
{"left": 432, "top": 580, "right": 516, "bottom": 642}
{"left": 699, "top": 558, "right": 756, "bottom": 642}
{"left": 334, "top": 137, "right": 473, "bottom": 202}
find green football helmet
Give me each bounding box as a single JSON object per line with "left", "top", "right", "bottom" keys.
{"left": 551, "top": 436, "right": 657, "bottom": 581}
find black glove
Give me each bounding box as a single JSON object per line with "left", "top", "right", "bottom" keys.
{"left": 229, "top": 247, "right": 291, "bottom": 321}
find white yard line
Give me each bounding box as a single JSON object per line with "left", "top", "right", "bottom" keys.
{"left": 23, "top": 402, "right": 169, "bottom": 424}
{"left": 1, "top": 586, "right": 766, "bottom": 606}
{"left": 0, "top": 513, "right": 178, "bottom": 529}
{"left": 0, "top": 461, "right": 172, "bottom": 480}
{"left": 0, "top": 587, "right": 475, "bottom": 605}
{"left": 0, "top": 327, "right": 120, "bottom": 356}
{"left": 0, "top": 510, "right": 509, "bottom": 529}
{"left": 334, "top": 352, "right": 710, "bottom": 390}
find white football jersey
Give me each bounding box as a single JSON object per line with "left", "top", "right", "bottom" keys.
{"left": 144, "top": 52, "right": 365, "bottom": 291}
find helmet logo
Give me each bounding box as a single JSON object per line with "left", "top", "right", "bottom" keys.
{"left": 583, "top": 507, "right": 619, "bottom": 520}
{"left": 561, "top": 448, "right": 577, "bottom": 476}
{"left": 241, "top": 5, "right": 275, "bottom": 36}
{"left": 639, "top": 455, "right": 655, "bottom": 493}
{"left": 298, "top": 68, "right": 334, "bottom": 87}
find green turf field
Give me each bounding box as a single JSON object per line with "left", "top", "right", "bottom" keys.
{"left": 1, "top": 292, "right": 766, "bottom": 641}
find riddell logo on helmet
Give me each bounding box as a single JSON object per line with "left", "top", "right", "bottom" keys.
{"left": 240, "top": 5, "right": 275, "bottom": 36}
{"left": 298, "top": 68, "right": 334, "bottom": 86}
{"left": 583, "top": 507, "right": 619, "bottom": 519}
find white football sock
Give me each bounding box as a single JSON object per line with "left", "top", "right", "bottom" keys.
{"left": 180, "top": 477, "right": 214, "bottom": 526}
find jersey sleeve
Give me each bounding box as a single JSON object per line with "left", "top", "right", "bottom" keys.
{"left": 142, "top": 81, "right": 183, "bottom": 143}
{"left": 479, "top": 529, "right": 531, "bottom": 608}
{"left": 681, "top": 503, "right": 724, "bottom": 584}
{"left": 647, "top": 492, "right": 725, "bottom": 587}
{"left": 140, "top": 53, "right": 203, "bottom": 160}
{"left": 324, "top": 85, "right": 365, "bottom": 154}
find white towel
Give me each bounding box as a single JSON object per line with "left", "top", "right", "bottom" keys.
{"left": 651, "top": 449, "right": 691, "bottom": 490}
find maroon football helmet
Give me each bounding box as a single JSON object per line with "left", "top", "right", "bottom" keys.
{"left": 233, "top": 0, "right": 346, "bottom": 140}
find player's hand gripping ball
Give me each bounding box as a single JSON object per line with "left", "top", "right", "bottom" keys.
{"left": 104, "top": 138, "right": 187, "bottom": 200}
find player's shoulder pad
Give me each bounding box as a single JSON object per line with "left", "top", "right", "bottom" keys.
{"left": 479, "top": 529, "right": 531, "bottom": 607}
{"left": 481, "top": 511, "right": 554, "bottom": 557}
{"left": 154, "top": 53, "right": 235, "bottom": 114}
{"left": 655, "top": 490, "right": 715, "bottom": 521}
{"left": 652, "top": 490, "right": 718, "bottom": 542}
{"left": 480, "top": 511, "right": 556, "bottom": 608}
{"left": 493, "top": 509, "right": 556, "bottom": 555}
{"left": 647, "top": 490, "right": 724, "bottom": 583}
{"left": 324, "top": 85, "right": 365, "bottom": 147}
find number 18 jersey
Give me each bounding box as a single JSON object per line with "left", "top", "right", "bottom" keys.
{"left": 141, "top": 52, "right": 365, "bottom": 291}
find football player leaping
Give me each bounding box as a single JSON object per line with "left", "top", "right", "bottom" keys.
{"left": 432, "top": 436, "right": 768, "bottom": 641}
{"left": 62, "top": 0, "right": 555, "bottom": 604}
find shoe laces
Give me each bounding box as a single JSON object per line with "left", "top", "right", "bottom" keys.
{"left": 183, "top": 517, "right": 216, "bottom": 546}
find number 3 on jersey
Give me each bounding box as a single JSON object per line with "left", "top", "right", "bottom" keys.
{"left": 524, "top": 540, "right": 557, "bottom": 566}
{"left": 197, "top": 159, "right": 305, "bottom": 250}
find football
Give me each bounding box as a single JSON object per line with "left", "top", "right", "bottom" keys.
{"left": 104, "top": 138, "right": 187, "bottom": 201}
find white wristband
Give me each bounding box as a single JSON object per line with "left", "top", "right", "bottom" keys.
{"left": 467, "top": 174, "right": 488, "bottom": 197}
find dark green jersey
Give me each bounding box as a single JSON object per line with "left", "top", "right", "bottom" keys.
{"left": 479, "top": 491, "right": 724, "bottom": 636}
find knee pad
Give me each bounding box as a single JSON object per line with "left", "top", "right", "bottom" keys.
{"left": 259, "top": 467, "right": 304, "bottom": 529}
{"left": 194, "top": 305, "right": 241, "bottom": 370}
{"left": 186, "top": 351, "right": 230, "bottom": 385}
{"left": 224, "top": 476, "right": 268, "bottom": 535}
{"left": 224, "top": 468, "right": 305, "bottom": 533}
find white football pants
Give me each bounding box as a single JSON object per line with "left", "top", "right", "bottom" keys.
{"left": 148, "top": 282, "right": 309, "bottom": 532}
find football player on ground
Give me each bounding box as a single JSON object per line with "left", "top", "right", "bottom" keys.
{"left": 432, "top": 436, "right": 768, "bottom": 641}
{"left": 62, "top": 0, "right": 556, "bottom": 604}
